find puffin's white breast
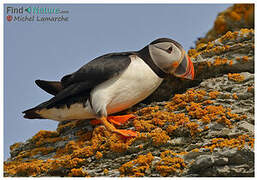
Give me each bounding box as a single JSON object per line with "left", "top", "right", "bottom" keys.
{"left": 91, "top": 55, "right": 164, "bottom": 115}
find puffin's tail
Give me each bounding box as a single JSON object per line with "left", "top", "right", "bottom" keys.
{"left": 23, "top": 99, "right": 53, "bottom": 119}
{"left": 23, "top": 107, "right": 43, "bottom": 119}
{"left": 35, "top": 80, "right": 63, "bottom": 95}
{"left": 23, "top": 80, "right": 63, "bottom": 119}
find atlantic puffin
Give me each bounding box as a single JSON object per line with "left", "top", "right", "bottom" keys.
{"left": 23, "top": 38, "right": 194, "bottom": 137}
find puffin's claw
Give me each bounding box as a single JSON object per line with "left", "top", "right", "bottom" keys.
{"left": 90, "top": 119, "right": 102, "bottom": 125}
{"left": 90, "top": 114, "right": 135, "bottom": 126}
{"left": 98, "top": 116, "right": 137, "bottom": 138}
{"left": 108, "top": 114, "right": 136, "bottom": 126}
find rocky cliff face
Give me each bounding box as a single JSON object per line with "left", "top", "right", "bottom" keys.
{"left": 196, "top": 4, "right": 254, "bottom": 44}
{"left": 4, "top": 4, "right": 254, "bottom": 177}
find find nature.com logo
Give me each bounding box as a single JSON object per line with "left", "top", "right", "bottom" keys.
{"left": 6, "top": 6, "right": 69, "bottom": 22}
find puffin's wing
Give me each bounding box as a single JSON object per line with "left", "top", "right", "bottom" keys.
{"left": 61, "top": 53, "right": 132, "bottom": 88}
{"left": 35, "top": 80, "right": 63, "bottom": 95}
{"left": 42, "top": 53, "right": 132, "bottom": 108}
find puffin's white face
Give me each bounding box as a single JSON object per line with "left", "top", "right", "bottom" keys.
{"left": 149, "top": 40, "right": 194, "bottom": 80}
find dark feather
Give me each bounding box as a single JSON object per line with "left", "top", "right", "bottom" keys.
{"left": 35, "top": 80, "right": 63, "bottom": 95}
{"left": 61, "top": 52, "right": 134, "bottom": 88}
{"left": 38, "top": 52, "right": 133, "bottom": 109}
{"left": 23, "top": 107, "right": 43, "bottom": 119}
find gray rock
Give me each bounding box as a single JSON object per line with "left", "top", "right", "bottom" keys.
{"left": 214, "top": 157, "right": 229, "bottom": 166}
{"left": 184, "top": 151, "right": 210, "bottom": 161}
{"left": 190, "top": 155, "right": 214, "bottom": 172}
{"left": 216, "top": 165, "right": 230, "bottom": 176}
{"left": 238, "top": 121, "right": 254, "bottom": 134}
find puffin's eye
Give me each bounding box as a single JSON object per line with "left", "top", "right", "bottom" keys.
{"left": 167, "top": 46, "right": 173, "bottom": 53}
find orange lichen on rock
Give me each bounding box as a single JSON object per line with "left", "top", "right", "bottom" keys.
{"left": 205, "top": 105, "right": 226, "bottom": 115}
{"left": 55, "top": 140, "right": 77, "bottom": 157}
{"left": 79, "top": 126, "right": 133, "bottom": 154}
{"left": 247, "top": 86, "right": 254, "bottom": 92}
{"left": 56, "top": 121, "right": 76, "bottom": 133}
{"left": 199, "top": 115, "right": 212, "bottom": 124}
{"left": 196, "top": 43, "right": 207, "bottom": 51}
{"left": 204, "top": 125, "right": 209, "bottom": 130}
{"left": 229, "top": 11, "right": 241, "bottom": 21}
{"left": 189, "top": 103, "right": 231, "bottom": 126}
{"left": 30, "top": 130, "right": 66, "bottom": 147}
{"left": 187, "top": 48, "right": 198, "bottom": 58}
{"left": 136, "top": 106, "right": 160, "bottom": 116}
{"left": 220, "top": 31, "right": 236, "bottom": 41}
{"left": 166, "top": 125, "right": 178, "bottom": 134}
{"left": 76, "top": 130, "right": 92, "bottom": 142}
{"left": 216, "top": 116, "right": 233, "bottom": 128}
{"left": 51, "top": 156, "right": 86, "bottom": 170}
{"left": 231, "top": 4, "right": 254, "bottom": 23}
{"left": 229, "top": 60, "right": 233, "bottom": 66}
{"left": 109, "top": 134, "right": 135, "bottom": 153}
{"left": 4, "top": 159, "right": 48, "bottom": 177}
{"left": 13, "top": 151, "right": 31, "bottom": 160}
{"left": 103, "top": 169, "right": 109, "bottom": 175}
{"left": 214, "top": 16, "right": 227, "bottom": 34}
{"left": 202, "top": 100, "right": 214, "bottom": 105}
{"left": 31, "top": 130, "right": 58, "bottom": 142}
{"left": 133, "top": 119, "right": 156, "bottom": 131}
{"left": 95, "top": 151, "right": 103, "bottom": 159}
{"left": 186, "top": 122, "right": 202, "bottom": 136}
{"left": 149, "top": 128, "right": 170, "bottom": 146}
{"left": 10, "top": 143, "right": 22, "bottom": 151}
{"left": 189, "top": 27, "right": 253, "bottom": 60}
{"left": 232, "top": 93, "right": 238, "bottom": 100}
{"left": 134, "top": 92, "right": 213, "bottom": 140}
{"left": 186, "top": 102, "right": 206, "bottom": 119}
{"left": 196, "top": 4, "right": 254, "bottom": 44}
{"left": 228, "top": 73, "right": 245, "bottom": 82}
{"left": 213, "top": 57, "right": 228, "bottom": 66}
{"left": 165, "top": 113, "right": 191, "bottom": 135}
{"left": 155, "top": 150, "right": 186, "bottom": 176}
{"left": 163, "top": 88, "right": 247, "bottom": 135}
{"left": 179, "top": 90, "right": 241, "bottom": 129}
{"left": 166, "top": 89, "right": 206, "bottom": 110}
{"left": 209, "top": 91, "right": 220, "bottom": 99}
{"left": 119, "top": 152, "right": 154, "bottom": 177}
{"left": 242, "top": 56, "right": 249, "bottom": 62}
{"left": 192, "top": 148, "right": 200, "bottom": 152}
{"left": 236, "top": 55, "right": 250, "bottom": 62}
{"left": 68, "top": 168, "right": 89, "bottom": 177}
{"left": 5, "top": 120, "right": 138, "bottom": 176}
{"left": 236, "top": 57, "right": 241, "bottom": 61}
{"left": 203, "top": 135, "right": 254, "bottom": 152}
{"left": 209, "top": 46, "right": 227, "bottom": 54}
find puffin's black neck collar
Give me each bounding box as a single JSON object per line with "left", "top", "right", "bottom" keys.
{"left": 137, "top": 46, "right": 168, "bottom": 78}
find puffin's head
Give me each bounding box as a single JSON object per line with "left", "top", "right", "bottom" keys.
{"left": 148, "top": 38, "right": 194, "bottom": 80}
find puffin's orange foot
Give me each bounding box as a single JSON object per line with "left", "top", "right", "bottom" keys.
{"left": 107, "top": 114, "right": 136, "bottom": 126}
{"left": 114, "top": 129, "right": 138, "bottom": 138}
{"left": 90, "top": 119, "right": 102, "bottom": 125}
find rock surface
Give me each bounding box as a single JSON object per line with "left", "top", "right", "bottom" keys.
{"left": 196, "top": 4, "right": 254, "bottom": 44}
{"left": 4, "top": 4, "right": 254, "bottom": 177}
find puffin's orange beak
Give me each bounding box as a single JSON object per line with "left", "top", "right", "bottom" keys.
{"left": 173, "top": 54, "right": 195, "bottom": 80}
